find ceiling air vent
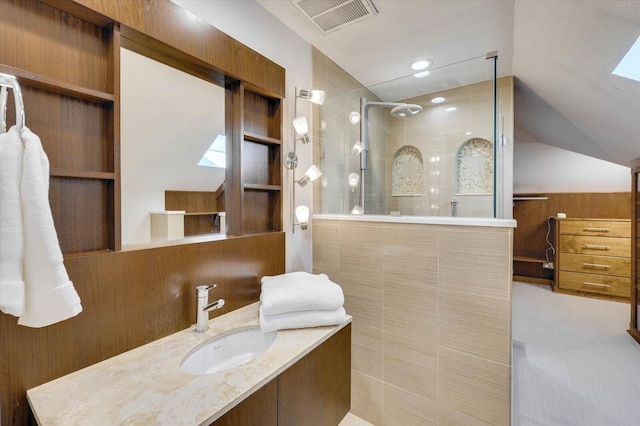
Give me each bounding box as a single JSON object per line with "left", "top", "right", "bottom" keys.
{"left": 291, "top": 0, "right": 378, "bottom": 35}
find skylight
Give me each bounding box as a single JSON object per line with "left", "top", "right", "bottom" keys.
{"left": 198, "top": 134, "right": 226, "bottom": 168}
{"left": 612, "top": 36, "right": 640, "bottom": 82}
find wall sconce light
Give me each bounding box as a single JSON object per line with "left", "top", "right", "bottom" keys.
{"left": 297, "top": 165, "right": 322, "bottom": 188}
{"left": 351, "top": 141, "right": 363, "bottom": 155}
{"left": 287, "top": 87, "right": 326, "bottom": 233}
{"left": 349, "top": 111, "right": 361, "bottom": 124}
{"left": 292, "top": 116, "right": 310, "bottom": 144}
{"left": 348, "top": 173, "right": 360, "bottom": 192}
{"left": 295, "top": 205, "right": 310, "bottom": 230}
{"left": 298, "top": 89, "right": 325, "bottom": 105}
{"left": 351, "top": 205, "right": 364, "bottom": 215}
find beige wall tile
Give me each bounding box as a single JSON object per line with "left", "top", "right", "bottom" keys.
{"left": 312, "top": 220, "right": 512, "bottom": 425}
{"left": 383, "top": 224, "right": 438, "bottom": 289}
{"left": 313, "top": 220, "right": 341, "bottom": 271}
{"left": 383, "top": 319, "right": 438, "bottom": 401}
{"left": 351, "top": 321, "right": 383, "bottom": 380}
{"left": 438, "top": 227, "right": 512, "bottom": 299}
{"left": 439, "top": 289, "right": 511, "bottom": 364}
{"left": 438, "top": 347, "right": 510, "bottom": 426}
{"left": 351, "top": 371, "right": 383, "bottom": 426}
{"left": 383, "top": 384, "right": 438, "bottom": 426}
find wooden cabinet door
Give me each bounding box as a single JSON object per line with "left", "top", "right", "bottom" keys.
{"left": 212, "top": 378, "right": 277, "bottom": 426}
{"left": 278, "top": 325, "right": 351, "bottom": 426}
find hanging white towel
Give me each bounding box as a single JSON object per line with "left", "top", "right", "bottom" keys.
{"left": 18, "top": 127, "right": 82, "bottom": 327}
{"left": 260, "top": 271, "right": 344, "bottom": 316}
{"left": 259, "top": 305, "right": 346, "bottom": 332}
{"left": 0, "top": 126, "right": 26, "bottom": 316}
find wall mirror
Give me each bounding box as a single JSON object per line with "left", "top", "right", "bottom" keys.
{"left": 120, "top": 48, "right": 226, "bottom": 245}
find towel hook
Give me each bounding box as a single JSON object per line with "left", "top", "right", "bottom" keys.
{"left": 0, "top": 73, "right": 26, "bottom": 132}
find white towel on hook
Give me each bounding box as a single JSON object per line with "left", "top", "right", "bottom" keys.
{"left": 0, "top": 126, "right": 26, "bottom": 316}
{"left": 18, "top": 127, "right": 82, "bottom": 327}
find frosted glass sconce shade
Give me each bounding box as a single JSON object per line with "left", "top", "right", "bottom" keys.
{"left": 292, "top": 116, "right": 310, "bottom": 144}
{"left": 295, "top": 205, "right": 310, "bottom": 230}
{"left": 297, "top": 165, "right": 322, "bottom": 187}
{"left": 298, "top": 89, "right": 325, "bottom": 105}
{"left": 351, "top": 141, "right": 363, "bottom": 155}
{"left": 348, "top": 173, "right": 360, "bottom": 191}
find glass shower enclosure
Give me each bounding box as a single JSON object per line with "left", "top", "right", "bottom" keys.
{"left": 313, "top": 53, "right": 512, "bottom": 219}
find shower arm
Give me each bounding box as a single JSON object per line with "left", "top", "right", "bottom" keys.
{"left": 359, "top": 99, "right": 408, "bottom": 212}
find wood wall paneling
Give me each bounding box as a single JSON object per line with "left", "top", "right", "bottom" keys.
{"left": 50, "top": 0, "right": 285, "bottom": 97}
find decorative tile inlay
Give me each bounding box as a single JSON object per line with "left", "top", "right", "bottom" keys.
{"left": 456, "top": 138, "right": 493, "bottom": 194}
{"left": 392, "top": 145, "right": 424, "bottom": 196}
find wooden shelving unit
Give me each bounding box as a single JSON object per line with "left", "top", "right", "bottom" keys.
{"left": 241, "top": 91, "right": 283, "bottom": 234}
{"left": 165, "top": 190, "right": 220, "bottom": 236}
{"left": 0, "top": 0, "right": 120, "bottom": 254}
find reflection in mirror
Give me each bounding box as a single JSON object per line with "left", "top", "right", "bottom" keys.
{"left": 120, "top": 48, "right": 226, "bottom": 245}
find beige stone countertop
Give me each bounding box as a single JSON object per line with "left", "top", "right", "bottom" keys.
{"left": 27, "top": 303, "right": 352, "bottom": 425}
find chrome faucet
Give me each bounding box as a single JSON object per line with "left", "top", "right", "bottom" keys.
{"left": 450, "top": 198, "right": 458, "bottom": 217}
{"left": 195, "top": 284, "right": 225, "bottom": 332}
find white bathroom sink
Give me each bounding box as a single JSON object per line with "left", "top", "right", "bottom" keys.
{"left": 180, "top": 328, "right": 277, "bottom": 375}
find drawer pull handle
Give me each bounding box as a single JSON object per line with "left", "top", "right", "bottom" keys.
{"left": 583, "top": 281, "right": 611, "bottom": 288}
{"left": 583, "top": 227, "right": 610, "bottom": 232}
{"left": 583, "top": 263, "right": 610, "bottom": 269}
{"left": 583, "top": 244, "right": 610, "bottom": 250}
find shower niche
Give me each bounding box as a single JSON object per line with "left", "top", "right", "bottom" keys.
{"left": 455, "top": 138, "right": 494, "bottom": 195}
{"left": 391, "top": 145, "right": 424, "bottom": 197}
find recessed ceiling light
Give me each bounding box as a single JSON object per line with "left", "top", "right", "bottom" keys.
{"left": 465, "top": 131, "right": 472, "bottom": 135}
{"left": 413, "top": 70, "right": 430, "bottom": 78}
{"left": 431, "top": 97, "right": 445, "bottom": 103}
{"left": 411, "top": 59, "right": 431, "bottom": 71}
{"left": 445, "top": 107, "right": 457, "bottom": 112}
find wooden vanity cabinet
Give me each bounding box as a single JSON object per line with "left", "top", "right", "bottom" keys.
{"left": 212, "top": 324, "right": 351, "bottom": 426}
{"left": 554, "top": 218, "right": 631, "bottom": 300}
{"left": 213, "top": 379, "right": 278, "bottom": 426}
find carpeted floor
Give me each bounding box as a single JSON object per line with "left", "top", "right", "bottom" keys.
{"left": 512, "top": 281, "right": 640, "bottom": 425}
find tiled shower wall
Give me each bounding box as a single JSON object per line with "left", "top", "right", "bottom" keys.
{"left": 313, "top": 219, "right": 513, "bottom": 425}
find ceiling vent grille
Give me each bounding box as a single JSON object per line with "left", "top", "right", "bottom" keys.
{"left": 291, "top": 0, "right": 378, "bottom": 35}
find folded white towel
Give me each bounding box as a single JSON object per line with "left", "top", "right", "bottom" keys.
{"left": 260, "top": 271, "right": 344, "bottom": 316}
{"left": 0, "top": 126, "right": 26, "bottom": 316}
{"left": 17, "top": 127, "right": 82, "bottom": 327}
{"left": 260, "top": 305, "right": 346, "bottom": 332}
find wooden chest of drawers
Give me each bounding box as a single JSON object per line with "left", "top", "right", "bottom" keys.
{"left": 555, "top": 218, "right": 631, "bottom": 299}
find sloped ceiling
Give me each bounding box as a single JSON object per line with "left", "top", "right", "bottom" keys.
{"left": 258, "top": 0, "right": 640, "bottom": 167}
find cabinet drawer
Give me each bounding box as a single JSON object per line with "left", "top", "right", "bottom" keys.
{"left": 560, "top": 220, "right": 630, "bottom": 238}
{"left": 559, "top": 271, "right": 630, "bottom": 297}
{"left": 559, "top": 253, "right": 631, "bottom": 277}
{"left": 559, "top": 235, "right": 630, "bottom": 257}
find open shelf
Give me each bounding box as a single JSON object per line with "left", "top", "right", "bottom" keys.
{"left": 0, "top": 64, "right": 114, "bottom": 103}
{"left": 244, "top": 184, "right": 281, "bottom": 191}
{"left": 244, "top": 131, "right": 281, "bottom": 145}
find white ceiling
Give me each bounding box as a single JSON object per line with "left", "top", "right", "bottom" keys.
{"left": 257, "top": 0, "right": 640, "bottom": 167}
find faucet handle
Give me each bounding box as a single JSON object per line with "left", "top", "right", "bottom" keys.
{"left": 196, "top": 284, "right": 218, "bottom": 293}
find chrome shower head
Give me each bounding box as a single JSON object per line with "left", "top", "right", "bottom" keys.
{"left": 390, "top": 103, "right": 422, "bottom": 117}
